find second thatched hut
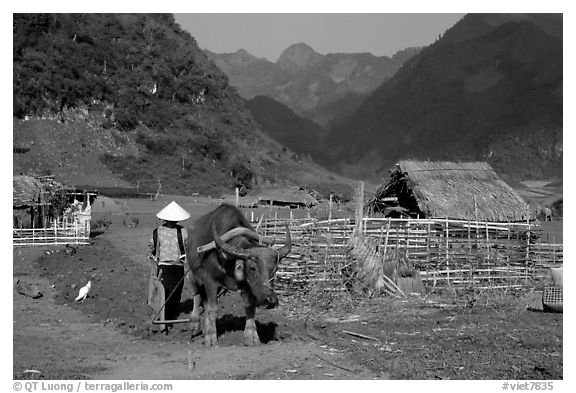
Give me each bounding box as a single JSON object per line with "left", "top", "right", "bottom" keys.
{"left": 367, "top": 160, "right": 529, "bottom": 222}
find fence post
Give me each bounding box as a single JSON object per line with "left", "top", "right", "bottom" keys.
{"left": 329, "top": 194, "right": 333, "bottom": 222}
{"left": 526, "top": 204, "right": 531, "bottom": 284}
{"left": 235, "top": 188, "right": 239, "bottom": 207}
{"left": 445, "top": 217, "right": 450, "bottom": 283}
{"left": 32, "top": 214, "right": 35, "bottom": 246}
{"left": 426, "top": 222, "right": 431, "bottom": 265}
{"left": 507, "top": 220, "right": 511, "bottom": 266}
{"left": 406, "top": 217, "right": 411, "bottom": 260}
{"left": 485, "top": 221, "right": 490, "bottom": 261}
{"left": 354, "top": 181, "right": 364, "bottom": 235}
{"left": 383, "top": 218, "right": 391, "bottom": 259}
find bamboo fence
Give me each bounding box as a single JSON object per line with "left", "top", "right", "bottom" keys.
{"left": 13, "top": 217, "right": 90, "bottom": 247}
{"left": 253, "top": 216, "right": 563, "bottom": 293}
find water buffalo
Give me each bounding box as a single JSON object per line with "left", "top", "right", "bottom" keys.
{"left": 185, "top": 204, "right": 291, "bottom": 346}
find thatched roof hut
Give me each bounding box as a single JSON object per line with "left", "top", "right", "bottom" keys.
{"left": 13, "top": 175, "right": 44, "bottom": 207}
{"left": 367, "top": 161, "right": 529, "bottom": 222}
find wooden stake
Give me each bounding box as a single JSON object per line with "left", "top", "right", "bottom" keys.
{"left": 382, "top": 273, "right": 406, "bottom": 298}
{"left": 342, "top": 330, "right": 379, "bottom": 342}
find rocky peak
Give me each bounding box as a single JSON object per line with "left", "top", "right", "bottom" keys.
{"left": 277, "top": 42, "right": 325, "bottom": 71}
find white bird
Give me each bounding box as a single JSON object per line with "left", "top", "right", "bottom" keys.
{"left": 75, "top": 281, "right": 92, "bottom": 302}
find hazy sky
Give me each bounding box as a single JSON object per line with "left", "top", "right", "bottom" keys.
{"left": 174, "top": 14, "right": 465, "bottom": 61}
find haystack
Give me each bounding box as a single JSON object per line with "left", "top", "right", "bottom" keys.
{"left": 367, "top": 160, "right": 528, "bottom": 222}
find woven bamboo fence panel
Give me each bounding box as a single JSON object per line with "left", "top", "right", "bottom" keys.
{"left": 13, "top": 218, "right": 90, "bottom": 247}
{"left": 255, "top": 217, "right": 563, "bottom": 293}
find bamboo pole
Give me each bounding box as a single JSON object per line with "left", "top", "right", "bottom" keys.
{"left": 354, "top": 181, "right": 364, "bottom": 235}
{"left": 485, "top": 220, "right": 490, "bottom": 261}
{"left": 383, "top": 218, "right": 391, "bottom": 258}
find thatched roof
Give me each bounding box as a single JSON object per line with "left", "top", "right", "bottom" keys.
{"left": 13, "top": 175, "right": 44, "bottom": 206}
{"left": 369, "top": 161, "right": 528, "bottom": 222}
{"left": 249, "top": 187, "right": 318, "bottom": 207}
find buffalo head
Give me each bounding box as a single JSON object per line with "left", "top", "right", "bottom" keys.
{"left": 212, "top": 222, "right": 291, "bottom": 308}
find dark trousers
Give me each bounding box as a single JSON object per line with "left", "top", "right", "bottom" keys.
{"left": 158, "top": 264, "right": 184, "bottom": 321}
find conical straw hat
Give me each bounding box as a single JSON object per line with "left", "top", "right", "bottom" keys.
{"left": 156, "top": 201, "right": 190, "bottom": 221}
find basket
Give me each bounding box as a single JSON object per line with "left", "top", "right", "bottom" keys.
{"left": 542, "top": 286, "right": 563, "bottom": 313}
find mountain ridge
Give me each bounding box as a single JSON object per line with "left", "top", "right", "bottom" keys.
{"left": 205, "top": 44, "right": 421, "bottom": 126}
{"left": 325, "top": 14, "right": 562, "bottom": 182}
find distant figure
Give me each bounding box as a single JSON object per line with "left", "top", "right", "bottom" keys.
{"left": 538, "top": 204, "right": 553, "bottom": 221}
{"left": 148, "top": 201, "right": 190, "bottom": 333}
{"left": 130, "top": 217, "right": 139, "bottom": 228}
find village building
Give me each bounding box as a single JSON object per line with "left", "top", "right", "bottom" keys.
{"left": 245, "top": 187, "right": 319, "bottom": 209}
{"left": 13, "top": 174, "right": 98, "bottom": 246}
{"left": 367, "top": 160, "right": 529, "bottom": 222}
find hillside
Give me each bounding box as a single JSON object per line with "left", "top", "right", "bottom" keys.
{"left": 326, "top": 14, "right": 563, "bottom": 182}
{"left": 245, "top": 96, "right": 330, "bottom": 163}
{"left": 13, "top": 13, "right": 355, "bottom": 198}
{"left": 205, "top": 44, "right": 420, "bottom": 127}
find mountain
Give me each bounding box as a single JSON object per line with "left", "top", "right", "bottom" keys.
{"left": 326, "top": 13, "right": 563, "bottom": 182}
{"left": 205, "top": 44, "right": 420, "bottom": 127}
{"left": 13, "top": 13, "right": 355, "bottom": 197}
{"left": 245, "top": 96, "right": 330, "bottom": 163}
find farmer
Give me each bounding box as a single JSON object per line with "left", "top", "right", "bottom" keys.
{"left": 148, "top": 201, "right": 190, "bottom": 331}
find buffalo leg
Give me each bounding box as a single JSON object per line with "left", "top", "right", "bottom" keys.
{"left": 241, "top": 291, "right": 261, "bottom": 346}
{"left": 203, "top": 284, "right": 219, "bottom": 346}
{"left": 189, "top": 293, "right": 203, "bottom": 337}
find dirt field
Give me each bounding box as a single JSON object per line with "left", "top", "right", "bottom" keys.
{"left": 12, "top": 196, "right": 563, "bottom": 380}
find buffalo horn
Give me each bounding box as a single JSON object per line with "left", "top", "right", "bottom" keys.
{"left": 197, "top": 227, "right": 273, "bottom": 253}
{"left": 277, "top": 224, "right": 292, "bottom": 259}
{"left": 211, "top": 222, "right": 250, "bottom": 260}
